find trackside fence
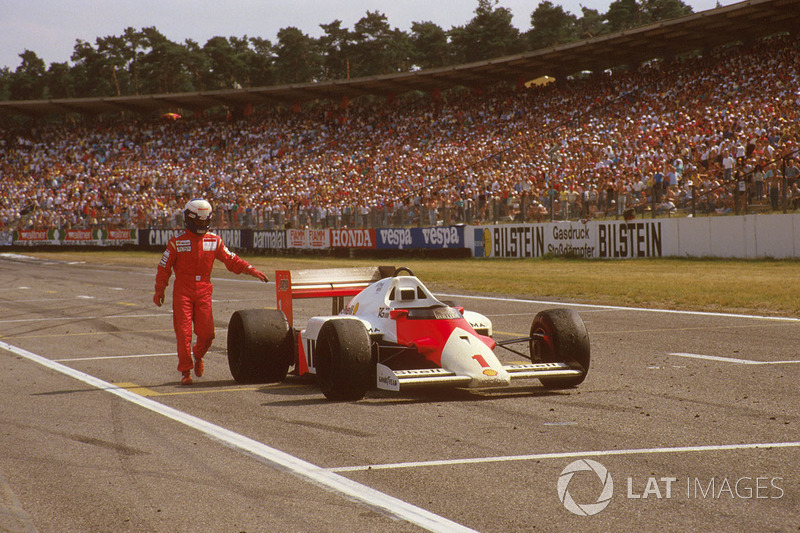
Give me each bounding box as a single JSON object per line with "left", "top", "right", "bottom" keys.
{"left": 3, "top": 214, "right": 800, "bottom": 259}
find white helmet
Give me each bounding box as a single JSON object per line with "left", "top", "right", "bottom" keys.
{"left": 184, "top": 199, "right": 212, "bottom": 234}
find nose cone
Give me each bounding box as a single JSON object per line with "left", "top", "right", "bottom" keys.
{"left": 440, "top": 327, "right": 510, "bottom": 387}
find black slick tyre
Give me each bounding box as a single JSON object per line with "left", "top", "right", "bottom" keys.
{"left": 315, "top": 319, "right": 372, "bottom": 401}
{"left": 227, "top": 309, "right": 293, "bottom": 383}
{"left": 529, "top": 308, "right": 590, "bottom": 389}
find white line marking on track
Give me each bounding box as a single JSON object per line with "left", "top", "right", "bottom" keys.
{"left": 437, "top": 293, "right": 800, "bottom": 322}
{"left": 483, "top": 313, "right": 538, "bottom": 317}
{"left": 327, "top": 441, "right": 800, "bottom": 473}
{"left": 0, "top": 253, "right": 39, "bottom": 262}
{"left": 210, "top": 298, "right": 272, "bottom": 303}
{"left": 669, "top": 352, "right": 800, "bottom": 365}
{"left": 2, "top": 297, "right": 99, "bottom": 303}
{"left": 0, "top": 339, "right": 476, "bottom": 533}
{"left": 0, "top": 313, "right": 170, "bottom": 324}
{"left": 54, "top": 353, "right": 177, "bottom": 362}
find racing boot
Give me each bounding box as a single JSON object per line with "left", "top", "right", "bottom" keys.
{"left": 194, "top": 357, "right": 204, "bottom": 378}
{"left": 181, "top": 371, "right": 193, "bottom": 386}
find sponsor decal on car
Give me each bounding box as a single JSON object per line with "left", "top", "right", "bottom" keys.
{"left": 376, "top": 365, "right": 400, "bottom": 390}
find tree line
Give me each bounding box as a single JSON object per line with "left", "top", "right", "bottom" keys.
{"left": 0, "top": 0, "right": 693, "bottom": 102}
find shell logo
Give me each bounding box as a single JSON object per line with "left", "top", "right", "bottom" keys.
{"left": 482, "top": 369, "right": 498, "bottom": 376}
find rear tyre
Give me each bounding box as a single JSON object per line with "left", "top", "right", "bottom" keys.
{"left": 315, "top": 319, "right": 372, "bottom": 401}
{"left": 529, "top": 308, "right": 590, "bottom": 389}
{"left": 227, "top": 309, "right": 293, "bottom": 383}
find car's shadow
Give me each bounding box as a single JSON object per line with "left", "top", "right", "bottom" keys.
{"left": 254, "top": 376, "right": 574, "bottom": 406}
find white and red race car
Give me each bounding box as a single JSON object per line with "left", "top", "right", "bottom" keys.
{"left": 226, "top": 266, "right": 590, "bottom": 401}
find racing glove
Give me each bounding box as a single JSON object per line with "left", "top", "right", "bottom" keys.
{"left": 153, "top": 291, "right": 165, "bottom": 307}
{"left": 250, "top": 268, "right": 269, "bottom": 283}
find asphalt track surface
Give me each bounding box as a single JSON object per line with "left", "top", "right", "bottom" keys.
{"left": 1, "top": 253, "right": 798, "bottom": 533}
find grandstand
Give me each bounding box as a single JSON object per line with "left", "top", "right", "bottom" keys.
{"left": 1, "top": 0, "right": 799, "bottom": 231}
{"left": 1, "top": 0, "right": 798, "bottom": 118}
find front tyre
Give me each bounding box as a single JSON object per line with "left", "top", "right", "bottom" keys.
{"left": 530, "top": 308, "right": 590, "bottom": 389}
{"left": 227, "top": 309, "right": 293, "bottom": 383}
{"left": 315, "top": 319, "right": 372, "bottom": 401}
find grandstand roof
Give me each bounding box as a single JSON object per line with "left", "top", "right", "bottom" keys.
{"left": 1, "top": 0, "right": 799, "bottom": 119}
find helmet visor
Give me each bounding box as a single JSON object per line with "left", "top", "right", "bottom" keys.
{"left": 185, "top": 211, "right": 212, "bottom": 234}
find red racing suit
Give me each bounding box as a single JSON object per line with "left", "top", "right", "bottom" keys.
{"left": 154, "top": 230, "right": 262, "bottom": 373}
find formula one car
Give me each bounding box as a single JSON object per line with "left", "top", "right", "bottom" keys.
{"left": 226, "top": 266, "right": 590, "bottom": 401}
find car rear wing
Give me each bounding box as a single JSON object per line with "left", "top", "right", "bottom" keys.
{"left": 275, "top": 266, "right": 395, "bottom": 326}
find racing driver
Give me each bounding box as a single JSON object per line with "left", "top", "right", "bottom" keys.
{"left": 153, "top": 199, "right": 268, "bottom": 385}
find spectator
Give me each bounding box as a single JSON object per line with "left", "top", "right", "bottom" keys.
{"left": 1, "top": 34, "right": 798, "bottom": 228}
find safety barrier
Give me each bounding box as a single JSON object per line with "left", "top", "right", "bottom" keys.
{"left": 3, "top": 214, "right": 800, "bottom": 258}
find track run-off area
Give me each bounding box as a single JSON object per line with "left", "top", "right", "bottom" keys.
{"left": 1, "top": 253, "right": 798, "bottom": 532}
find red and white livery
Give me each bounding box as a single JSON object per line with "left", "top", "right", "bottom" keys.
{"left": 226, "top": 266, "right": 590, "bottom": 401}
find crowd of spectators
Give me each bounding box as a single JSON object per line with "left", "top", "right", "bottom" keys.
{"left": 1, "top": 33, "right": 799, "bottom": 231}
